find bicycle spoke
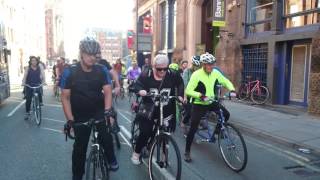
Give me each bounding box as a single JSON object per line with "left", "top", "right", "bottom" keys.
{"left": 149, "top": 134, "right": 181, "bottom": 180}
{"left": 218, "top": 123, "right": 247, "bottom": 172}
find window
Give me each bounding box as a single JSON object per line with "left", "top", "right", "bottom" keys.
{"left": 284, "top": 0, "right": 320, "bottom": 28}
{"left": 247, "top": 0, "right": 273, "bottom": 33}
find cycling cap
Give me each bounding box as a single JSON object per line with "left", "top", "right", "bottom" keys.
{"left": 79, "top": 37, "right": 101, "bottom": 55}
{"left": 200, "top": 52, "right": 216, "bottom": 64}
{"left": 191, "top": 55, "right": 201, "bottom": 66}
{"left": 169, "top": 63, "right": 179, "bottom": 71}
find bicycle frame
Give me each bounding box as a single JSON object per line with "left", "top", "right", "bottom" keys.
{"left": 196, "top": 104, "right": 226, "bottom": 143}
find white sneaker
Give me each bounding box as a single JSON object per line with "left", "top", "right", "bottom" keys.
{"left": 131, "top": 153, "right": 141, "bottom": 165}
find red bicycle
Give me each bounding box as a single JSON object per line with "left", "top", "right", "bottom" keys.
{"left": 238, "top": 76, "right": 270, "bottom": 104}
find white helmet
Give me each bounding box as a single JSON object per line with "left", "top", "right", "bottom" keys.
{"left": 200, "top": 52, "right": 216, "bottom": 64}
{"left": 191, "top": 56, "right": 201, "bottom": 66}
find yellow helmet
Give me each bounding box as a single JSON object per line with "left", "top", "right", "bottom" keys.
{"left": 169, "top": 63, "right": 179, "bottom": 71}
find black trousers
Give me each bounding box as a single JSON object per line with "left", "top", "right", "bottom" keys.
{"left": 185, "top": 103, "right": 230, "bottom": 153}
{"left": 25, "top": 87, "right": 42, "bottom": 112}
{"left": 134, "top": 115, "right": 155, "bottom": 154}
{"left": 72, "top": 120, "right": 116, "bottom": 178}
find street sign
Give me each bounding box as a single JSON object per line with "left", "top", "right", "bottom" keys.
{"left": 137, "top": 33, "right": 152, "bottom": 52}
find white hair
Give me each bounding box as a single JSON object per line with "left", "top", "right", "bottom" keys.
{"left": 153, "top": 54, "right": 169, "bottom": 66}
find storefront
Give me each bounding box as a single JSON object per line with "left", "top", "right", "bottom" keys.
{"left": 242, "top": 0, "right": 320, "bottom": 109}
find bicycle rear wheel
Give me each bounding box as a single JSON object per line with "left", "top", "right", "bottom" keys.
{"left": 34, "top": 95, "right": 41, "bottom": 126}
{"left": 250, "top": 85, "right": 269, "bottom": 105}
{"left": 148, "top": 134, "right": 181, "bottom": 180}
{"left": 218, "top": 123, "right": 247, "bottom": 172}
{"left": 86, "top": 149, "right": 109, "bottom": 180}
{"left": 238, "top": 84, "right": 249, "bottom": 101}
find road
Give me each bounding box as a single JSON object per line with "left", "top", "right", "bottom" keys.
{"left": 0, "top": 86, "right": 319, "bottom": 180}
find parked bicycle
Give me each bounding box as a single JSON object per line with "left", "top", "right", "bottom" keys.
{"left": 65, "top": 118, "right": 111, "bottom": 180}
{"left": 130, "top": 91, "right": 182, "bottom": 180}
{"left": 195, "top": 93, "right": 248, "bottom": 172}
{"left": 23, "top": 83, "right": 44, "bottom": 126}
{"left": 238, "top": 76, "right": 269, "bottom": 104}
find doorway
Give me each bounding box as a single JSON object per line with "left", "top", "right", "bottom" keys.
{"left": 289, "top": 44, "right": 311, "bottom": 105}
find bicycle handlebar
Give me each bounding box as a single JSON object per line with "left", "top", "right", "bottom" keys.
{"left": 64, "top": 118, "right": 107, "bottom": 141}
{"left": 23, "top": 83, "right": 45, "bottom": 89}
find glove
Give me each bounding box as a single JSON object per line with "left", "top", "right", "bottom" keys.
{"left": 64, "top": 120, "right": 73, "bottom": 132}
{"left": 200, "top": 95, "right": 208, "bottom": 101}
{"left": 104, "top": 107, "right": 116, "bottom": 118}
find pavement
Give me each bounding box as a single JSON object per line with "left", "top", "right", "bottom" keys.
{"left": 225, "top": 101, "right": 320, "bottom": 155}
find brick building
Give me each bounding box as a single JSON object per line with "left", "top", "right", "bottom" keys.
{"left": 136, "top": 0, "right": 320, "bottom": 114}
{"left": 45, "top": 0, "right": 65, "bottom": 64}
{"left": 89, "top": 28, "right": 123, "bottom": 64}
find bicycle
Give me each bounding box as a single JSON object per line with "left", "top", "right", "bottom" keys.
{"left": 195, "top": 94, "right": 248, "bottom": 172}
{"left": 127, "top": 79, "right": 136, "bottom": 103}
{"left": 66, "top": 118, "right": 111, "bottom": 180}
{"left": 131, "top": 91, "right": 182, "bottom": 180}
{"left": 238, "top": 76, "right": 269, "bottom": 104}
{"left": 24, "top": 84, "right": 44, "bottom": 126}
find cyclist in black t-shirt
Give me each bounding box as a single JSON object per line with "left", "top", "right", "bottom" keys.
{"left": 60, "top": 37, "right": 118, "bottom": 180}
{"left": 130, "top": 54, "right": 184, "bottom": 165}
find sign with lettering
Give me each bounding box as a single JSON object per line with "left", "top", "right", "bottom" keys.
{"left": 212, "top": 0, "right": 226, "bottom": 27}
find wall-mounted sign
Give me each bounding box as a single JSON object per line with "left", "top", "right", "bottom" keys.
{"left": 212, "top": 0, "right": 226, "bottom": 27}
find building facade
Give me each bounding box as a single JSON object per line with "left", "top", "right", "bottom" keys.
{"left": 89, "top": 28, "right": 124, "bottom": 64}
{"left": 0, "top": 0, "right": 46, "bottom": 84}
{"left": 45, "top": 0, "right": 65, "bottom": 65}
{"left": 136, "top": 0, "right": 320, "bottom": 114}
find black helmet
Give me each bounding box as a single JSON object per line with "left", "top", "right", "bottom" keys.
{"left": 79, "top": 37, "right": 101, "bottom": 55}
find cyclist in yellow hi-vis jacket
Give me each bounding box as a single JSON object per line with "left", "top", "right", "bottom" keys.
{"left": 184, "top": 52, "right": 236, "bottom": 162}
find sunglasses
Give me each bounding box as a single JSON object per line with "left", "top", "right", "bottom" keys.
{"left": 155, "top": 67, "right": 168, "bottom": 72}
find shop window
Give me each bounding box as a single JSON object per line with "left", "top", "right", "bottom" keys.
{"left": 284, "top": 0, "right": 320, "bottom": 28}
{"left": 246, "top": 0, "right": 273, "bottom": 34}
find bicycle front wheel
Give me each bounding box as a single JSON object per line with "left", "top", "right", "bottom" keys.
{"left": 250, "top": 86, "right": 269, "bottom": 105}
{"left": 34, "top": 95, "right": 41, "bottom": 126}
{"left": 148, "top": 134, "right": 181, "bottom": 180}
{"left": 130, "top": 119, "right": 140, "bottom": 151}
{"left": 86, "top": 149, "right": 109, "bottom": 180}
{"left": 218, "top": 123, "right": 247, "bottom": 172}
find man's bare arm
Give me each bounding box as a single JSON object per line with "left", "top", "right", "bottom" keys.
{"left": 61, "top": 89, "right": 74, "bottom": 121}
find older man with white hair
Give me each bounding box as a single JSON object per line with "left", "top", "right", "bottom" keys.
{"left": 131, "top": 54, "right": 184, "bottom": 165}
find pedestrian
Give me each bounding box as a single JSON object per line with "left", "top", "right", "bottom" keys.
{"left": 60, "top": 37, "right": 118, "bottom": 180}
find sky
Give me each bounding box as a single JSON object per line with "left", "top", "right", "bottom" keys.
{"left": 63, "top": 0, "right": 134, "bottom": 58}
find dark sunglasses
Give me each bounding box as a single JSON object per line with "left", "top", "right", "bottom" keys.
{"left": 155, "top": 67, "right": 168, "bottom": 72}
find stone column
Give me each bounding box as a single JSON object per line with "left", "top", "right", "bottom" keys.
{"left": 309, "top": 30, "right": 320, "bottom": 115}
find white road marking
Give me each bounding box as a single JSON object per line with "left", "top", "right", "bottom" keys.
{"left": 119, "top": 132, "right": 132, "bottom": 147}
{"left": 44, "top": 103, "right": 61, "bottom": 108}
{"left": 41, "top": 127, "right": 63, "bottom": 133}
{"left": 43, "top": 117, "right": 65, "bottom": 123}
{"left": 120, "top": 125, "right": 131, "bottom": 139}
{"left": 118, "top": 111, "right": 132, "bottom": 123}
{"left": 7, "top": 100, "right": 26, "bottom": 117}
{"left": 119, "top": 124, "right": 175, "bottom": 180}
{"left": 6, "top": 99, "right": 21, "bottom": 102}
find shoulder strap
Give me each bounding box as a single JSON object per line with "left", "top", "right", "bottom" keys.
{"left": 69, "top": 64, "right": 78, "bottom": 86}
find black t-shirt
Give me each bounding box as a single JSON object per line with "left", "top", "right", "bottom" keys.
{"left": 60, "top": 63, "right": 111, "bottom": 120}
{"left": 134, "top": 69, "right": 184, "bottom": 120}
